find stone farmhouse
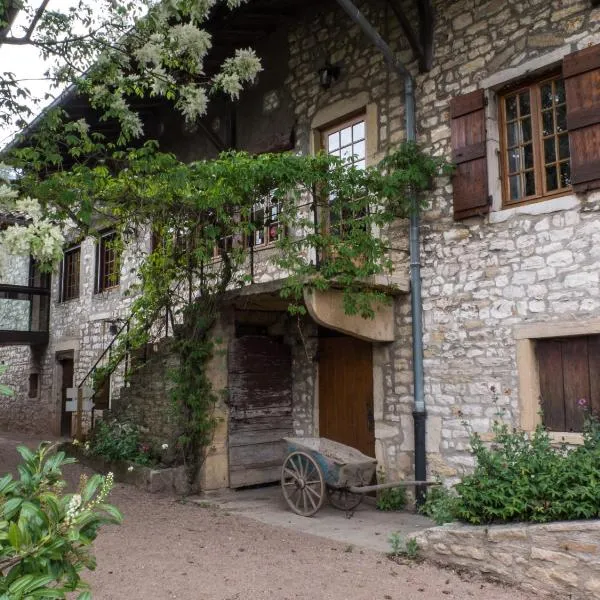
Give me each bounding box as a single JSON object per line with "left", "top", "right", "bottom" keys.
{"left": 1, "top": 0, "right": 600, "bottom": 491}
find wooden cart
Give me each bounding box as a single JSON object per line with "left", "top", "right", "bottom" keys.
{"left": 281, "top": 437, "right": 436, "bottom": 517}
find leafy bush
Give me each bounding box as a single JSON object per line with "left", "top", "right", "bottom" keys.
{"left": 376, "top": 469, "right": 406, "bottom": 511}
{"left": 388, "top": 532, "right": 419, "bottom": 559}
{"left": 0, "top": 365, "right": 13, "bottom": 398}
{"left": 419, "top": 485, "right": 460, "bottom": 525}
{"left": 0, "top": 443, "right": 121, "bottom": 599}
{"left": 425, "top": 407, "right": 600, "bottom": 525}
{"left": 376, "top": 487, "right": 407, "bottom": 512}
{"left": 88, "top": 420, "right": 156, "bottom": 466}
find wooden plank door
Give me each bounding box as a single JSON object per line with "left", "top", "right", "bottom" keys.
{"left": 60, "top": 359, "right": 74, "bottom": 437}
{"left": 318, "top": 336, "right": 375, "bottom": 458}
{"left": 228, "top": 336, "right": 293, "bottom": 488}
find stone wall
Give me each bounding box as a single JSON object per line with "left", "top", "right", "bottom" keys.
{"left": 411, "top": 0, "right": 600, "bottom": 481}
{"left": 415, "top": 520, "right": 600, "bottom": 599}
{"left": 1, "top": 231, "right": 147, "bottom": 435}
{"left": 110, "top": 340, "right": 179, "bottom": 449}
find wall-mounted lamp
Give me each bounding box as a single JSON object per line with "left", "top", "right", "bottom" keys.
{"left": 318, "top": 61, "right": 341, "bottom": 90}
{"left": 107, "top": 318, "right": 125, "bottom": 336}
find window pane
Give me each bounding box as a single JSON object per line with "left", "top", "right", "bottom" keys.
{"left": 560, "top": 162, "right": 571, "bottom": 188}
{"left": 541, "top": 83, "right": 553, "bottom": 110}
{"left": 509, "top": 174, "right": 522, "bottom": 200}
{"left": 507, "top": 121, "right": 520, "bottom": 147}
{"left": 506, "top": 95, "right": 518, "bottom": 120}
{"left": 546, "top": 165, "right": 558, "bottom": 191}
{"left": 340, "top": 145, "right": 353, "bottom": 162}
{"left": 556, "top": 105, "right": 567, "bottom": 132}
{"left": 542, "top": 110, "right": 554, "bottom": 136}
{"left": 340, "top": 126, "right": 352, "bottom": 147}
{"left": 353, "top": 140, "right": 365, "bottom": 160}
{"left": 355, "top": 159, "right": 366, "bottom": 170}
{"left": 555, "top": 79, "right": 565, "bottom": 105}
{"left": 558, "top": 134, "right": 570, "bottom": 160}
{"left": 352, "top": 121, "right": 365, "bottom": 141}
{"left": 508, "top": 148, "right": 521, "bottom": 173}
{"left": 328, "top": 133, "right": 339, "bottom": 151}
{"left": 544, "top": 138, "right": 556, "bottom": 163}
{"left": 521, "top": 118, "right": 532, "bottom": 143}
{"left": 525, "top": 171, "right": 536, "bottom": 196}
{"left": 519, "top": 91, "right": 531, "bottom": 116}
{"left": 524, "top": 143, "right": 534, "bottom": 169}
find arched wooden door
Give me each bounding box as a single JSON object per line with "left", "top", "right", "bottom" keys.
{"left": 318, "top": 334, "right": 375, "bottom": 458}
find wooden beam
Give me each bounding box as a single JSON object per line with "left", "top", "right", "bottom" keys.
{"left": 417, "top": 0, "right": 434, "bottom": 72}
{"left": 386, "top": 0, "right": 424, "bottom": 67}
{"left": 0, "top": 331, "right": 49, "bottom": 346}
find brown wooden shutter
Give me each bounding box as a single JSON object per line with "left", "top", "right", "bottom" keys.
{"left": 449, "top": 89, "right": 489, "bottom": 220}
{"left": 563, "top": 43, "right": 600, "bottom": 192}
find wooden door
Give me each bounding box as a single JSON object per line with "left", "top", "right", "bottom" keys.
{"left": 228, "top": 336, "right": 292, "bottom": 488}
{"left": 318, "top": 335, "right": 375, "bottom": 458}
{"left": 60, "top": 358, "right": 74, "bottom": 437}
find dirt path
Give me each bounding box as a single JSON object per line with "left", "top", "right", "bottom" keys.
{"left": 0, "top": 435, "right": 543, "bottom": 600}
{"left": 84, "top": 481, "right": 541, "bottom": 600}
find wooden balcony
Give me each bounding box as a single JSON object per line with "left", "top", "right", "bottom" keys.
{"left": 0, "top": 283, "right": 50, "bottom": 346}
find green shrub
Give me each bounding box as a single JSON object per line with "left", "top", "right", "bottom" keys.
{"left": 376, "top": 469, "right": 407, "bottom": 511}
{"left": 0, "top": 442, "right": 121, "bottom": 598}
{"left": 376, "top": 487, "right": 407, "bottom": 511}
{"left": 423, "top": 403, "right": 600, "bottom": 525}
{"left": 88, "top": 419, "right": 156, "bottom": 466}
{"left": 419, "top": 485, "right": 459, "bottom": 525}
{"left": 388, "top": 532, "right": 419, "bottom": 559}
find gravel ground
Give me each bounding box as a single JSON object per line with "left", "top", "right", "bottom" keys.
{"left": 0, "top": 435, "right": 545, "bottom": 600}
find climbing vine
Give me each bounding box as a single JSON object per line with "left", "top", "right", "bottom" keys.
{"left": 4, "top": 140, "right": 450, "bottom": 485}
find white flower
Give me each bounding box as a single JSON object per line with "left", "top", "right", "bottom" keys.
{"left": 127, "top": 465, "right": 134, "bottom": 472}
{"left": 176, "top": 84, "right": 208, "bottom": 123}
{"left": 65, "top": 493, "right": 82, "bottom": 523}
{"left": 84, "top": 441, "right": 90, "bottom": 451}
{"left": 161, "top": 443, "right": 169, "bottom": 450}
{"left": 72, "top": 439, "right": 80, "bottom": 446}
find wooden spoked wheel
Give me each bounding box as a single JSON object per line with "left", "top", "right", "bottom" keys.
{"left": 326, "top": 486, "right": 363, "bottom": 511}
{"left": 281, "top": 451, "right": 325, "bottom": 517}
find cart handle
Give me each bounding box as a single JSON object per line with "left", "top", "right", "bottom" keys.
{"left": 348, "top": 480, "right": 441, "bottom": 494}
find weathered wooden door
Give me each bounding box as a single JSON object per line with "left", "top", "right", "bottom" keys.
{"left": 60, "top": 358, "right": 74, "bottom": 437}
{"left": 318, "top": 335, "right": 375, "bottom": 458}
{"left": 228, "top": 336, "right": 293, "bottom": 488}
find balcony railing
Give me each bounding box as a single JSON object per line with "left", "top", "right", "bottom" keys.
{"left": 0, "top": 283, "right": 50, "bottom": 345}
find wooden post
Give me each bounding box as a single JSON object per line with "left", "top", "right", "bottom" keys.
{"left": 76, "top": 387, "right": 83, "bottom": 440}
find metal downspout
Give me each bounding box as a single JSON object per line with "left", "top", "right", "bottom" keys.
{"left": 335, "top": 0, "right": 427, "bottom": 504}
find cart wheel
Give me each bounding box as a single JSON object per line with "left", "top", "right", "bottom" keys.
{"left": 326, "top": 486, "right": 363, "bottom": 511}
{"left": 281, "top": 451, "right": 325, "bottom": 517}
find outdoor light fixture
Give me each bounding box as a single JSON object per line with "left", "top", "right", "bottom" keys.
{"left": 318, "top": 61, "right": 341, "bottom": 89}
{"left": 107, "top": 318, "right": 125, "bottom": 336}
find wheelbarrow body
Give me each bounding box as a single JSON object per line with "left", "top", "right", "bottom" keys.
{"left": 280, "top": 437, "right": 377, "bottom": 516}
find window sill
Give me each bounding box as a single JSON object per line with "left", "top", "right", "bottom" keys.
{"left": 489, "top": 194, "right": 580, "bottom": 223}
{"left": 56, "top": 297, "right": 80, "bottom": 305}
{"left": 94, "top": 286, "right": 120, "bottom": 296}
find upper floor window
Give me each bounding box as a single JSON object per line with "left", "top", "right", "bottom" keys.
{"left": 247, "top": 196, "right": 283, "bottom": 248}
{"left": 96, "top": 231, "right": 120, "bottom": 293}
{"left": 60, "top": 245, "right": 80, "bottom": 302}
{"left": 500, "top": 75, "right": 571, "bottom": 205}
{"left": 321, "top": 114, "right": 367, "bottom": 235}
{"left": 323, "top": 115, "right": 366, "bottom": 170}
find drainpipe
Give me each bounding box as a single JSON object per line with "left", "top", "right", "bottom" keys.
{"left": 335, "top": 0, "right": 427, "bottom": 504}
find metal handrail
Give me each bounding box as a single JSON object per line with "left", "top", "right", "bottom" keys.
{"left": 77, "top": 316, "right": 131, "bottom": 389}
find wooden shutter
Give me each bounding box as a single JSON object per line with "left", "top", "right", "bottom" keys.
{"left": 563, "top": 43, "right": 600, "bottom": 192}
{"left": 449, "top": 89, "right": 489, "bottom": 220}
